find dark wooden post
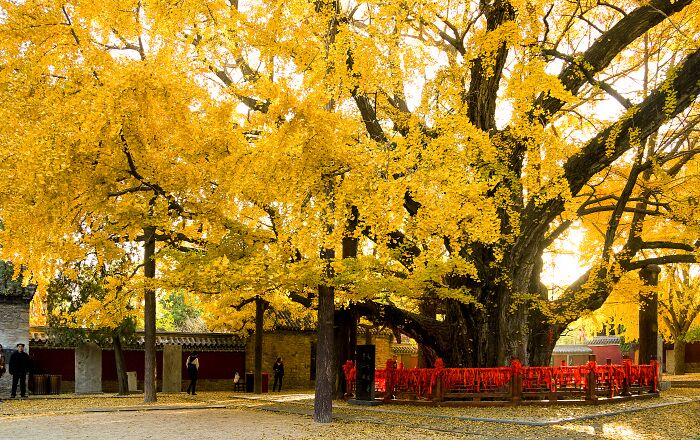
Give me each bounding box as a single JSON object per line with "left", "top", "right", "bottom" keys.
{"left": 585, "top": 354, "right": 598, "bottom": 401}
{"left": 639, "top": 265, "right": 661, "bottom": 364}
{"left": 510, "top": 358, "right": 522, "bottom": 403}
{"left": 433, "top": 358, "right": 445, "bottom": 402}
{"left": 621, "top": 356, "right": 632, "bottom": 396}
{"left": 383, "top": 359, "right": 396, "bottom": 403}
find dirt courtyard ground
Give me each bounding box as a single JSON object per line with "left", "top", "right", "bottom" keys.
{"left": 1, "top": 382, "right": 699, "bottom": 439}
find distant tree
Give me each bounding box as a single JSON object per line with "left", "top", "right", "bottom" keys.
{"left": 659, "top": 265, "right": 700, "bottom": 375}
{"left": 157, "top": 291, "right": 205, "bottom": 332}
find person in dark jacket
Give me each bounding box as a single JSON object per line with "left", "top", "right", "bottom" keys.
{"left": 272, "top": 357, "right": 284, "bottom": 392}
{"left": 9, "top": 343, "right": 30, "bottom": 398}
{"left": 0, "top": 343, "right": 6, "bottom": 379}
{"left": 186, "top": 352, "right": 199, "bottom": 395}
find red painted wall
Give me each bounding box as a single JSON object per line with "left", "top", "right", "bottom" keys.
{"left": 30, "top": 348, "right": 75, "bottom": 379}
{"left": 181, "top": 351, "right": 245, "bottom": 380}
{"left": 102, "top": 350, "right": 163, "bottom": 381}
{"left": 589, "top": 345, "right": 623, "bottom": 364}
{"left": 685, "top": 342, "right": 700, "bottom": 363}
{"left": 29, "top": 347, "right": 245, "bottom": 381}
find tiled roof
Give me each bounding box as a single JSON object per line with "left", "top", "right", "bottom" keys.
{"left": 0, "top": 261, "right": 36, "bottom": 303}
{"left": 585, "top": 336, "right": 622, "bottom": 346}
{"left": 392, "top": 343, "right": 418, "bottom": 355}
{"left": 30, "top": 327, "right": 246, "bottom": 351}
{"left": 552, "top": 344, "right": 593, "bottom": 354}
{"left": 271, "top": 309, "right": 316, "bottom": 331}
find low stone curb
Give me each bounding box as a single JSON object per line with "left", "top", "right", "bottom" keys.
{"left": 84, "top": 404, "right": 228, "bottom": 413}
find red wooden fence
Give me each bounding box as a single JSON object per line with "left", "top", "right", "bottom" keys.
{"left": 343, "top": 355, "right": 659, "bottom": 403}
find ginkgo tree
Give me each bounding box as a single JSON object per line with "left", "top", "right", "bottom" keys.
{"left": 3, "top": 0, "right": 700, "bottom": 423}
{"left": 658, "top": 265, "right": 700, "bottom": 374}
{"left": 0, "top": 0, "right": 242, "bottom": 403}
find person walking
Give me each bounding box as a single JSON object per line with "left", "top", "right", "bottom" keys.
{"left": 186, "top": 351, "right": 199, "bottom": 395}
{"left": 272, "top": 357, "right": 284, "bottom": 392}
{"left": 9, "top": 343, "right": 30, "bottom": 398}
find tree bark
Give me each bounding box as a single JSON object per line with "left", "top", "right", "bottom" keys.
{"left": 254, "top": 297, "right": 264, "bottom": 394}
{"left": 333, "top": 307, "right": 356, "bottom": 399}
{"left": 314, "top": 282, "right": 335, "bottom": 423}
{"left": 112, "top": 333, "right": 129, "bottom": 395}
{"left": 314, "top": 172, "right": 336, "bottom": 423}
{"left": 143, "top": 224, "right": 157, "bottom": 403}
{"left": 673, "top": 339, "right": 686, "bottom": 375}
{"left": 639, "top": 265, "right": 661, "bottom": 364}
{"left": 417, "top": 299, "right": 437, "bottom": 368}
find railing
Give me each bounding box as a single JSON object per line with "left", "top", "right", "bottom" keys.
{"left": 343, "top": 355, "right": 659, "bottom": 403}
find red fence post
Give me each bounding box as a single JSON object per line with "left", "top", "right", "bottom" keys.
{"left": 342, "top": 360, "right": 354, "bottom": 398}
{"left": 585, "top": 354, "right": 597, "bottom": 401}
{"left": 606, "top": 358, "right": 614, "bottom": 398}
{"left": 433, "top": 358, "right": 445, "bottom": 402}
{"left": 621, "top": 356, "right": 632, "bottom": 396}
{"left": 510, "top": 358, "right": 522, "bottom": 403}
{"left": 383, "top": 359, "right": 396, "bottom": 403}
{"left": 650, "top": 357, "right": 659, "bottom": 394}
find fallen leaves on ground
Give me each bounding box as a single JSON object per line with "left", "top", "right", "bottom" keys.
{"left": 2, "top": 388, "right": 699, "bottom": 439}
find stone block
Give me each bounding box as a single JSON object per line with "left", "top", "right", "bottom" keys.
{"left": 162, "top": 344, "right": 182, "bottom": 393}
{"left": 127, "top": 371, "right": 138, "bottom": 391}
{"left": 75, "top": 342, "right": 102, "bottom": 393}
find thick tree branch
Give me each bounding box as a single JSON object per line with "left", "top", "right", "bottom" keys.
{"left": 464, "top": 0, "right": 515, "bottom": 131}
{"left": 536, "top": 0, "right": 695, "bottom": 123}
{"left": 523, "top": 46, "right": 700, "bottom": 246}
{"left": 622, "top": 255, "right": 699, "bottom": 271}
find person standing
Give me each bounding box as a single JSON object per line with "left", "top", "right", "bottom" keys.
{"left": 186, "top": 352, "right": 199, "bottom": 395}
{"left": 0, "top": 344, "right": 6, "bottom": 379}
{"left": 272, "top": 357, "right": 284, "bottom": 392}
{"left": 9, "top": 343, "right": 30, "bottom": 398}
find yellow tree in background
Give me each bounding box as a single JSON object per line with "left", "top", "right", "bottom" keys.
{"left": 659, "top": 265, "right": 700, "bottom": 374}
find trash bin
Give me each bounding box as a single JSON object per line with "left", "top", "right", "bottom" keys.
{"left": 48, "top": 374, "right": 62, "bottom": 394}
{"left": 33, "top": 374, "right": 49, "bottom": 395}
{"left": 245, "top": 372, "right": 270, "bottom": 392}
{"left": 245, "top": 372, "right": 254, "bottom": 392}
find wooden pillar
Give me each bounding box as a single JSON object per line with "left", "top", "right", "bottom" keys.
{"left": 639, "top": 265, "right": 661, "bottom": 364}
{"left": 510, "top": 359, "right": 522, "bottom": 403}
{"left": 585, "top": 354, "right": 597, "bottom": 401}
{"left": 254, "top": 297, "right": 265, "bottom": 394}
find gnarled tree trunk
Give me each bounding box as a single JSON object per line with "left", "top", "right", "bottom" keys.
{"left": 112, "top": 333, "right": 129, "bottom": 395}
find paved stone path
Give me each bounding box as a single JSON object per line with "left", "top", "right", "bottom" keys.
{"left": 2, "top": 389, "right": 700, "bottom": 439}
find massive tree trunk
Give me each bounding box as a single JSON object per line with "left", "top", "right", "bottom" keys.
{"left": 143, "top": 224, "right": 157, "bottom": 403}
{"left": 417, "top": 299, "right": 437, "bottom": 367}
